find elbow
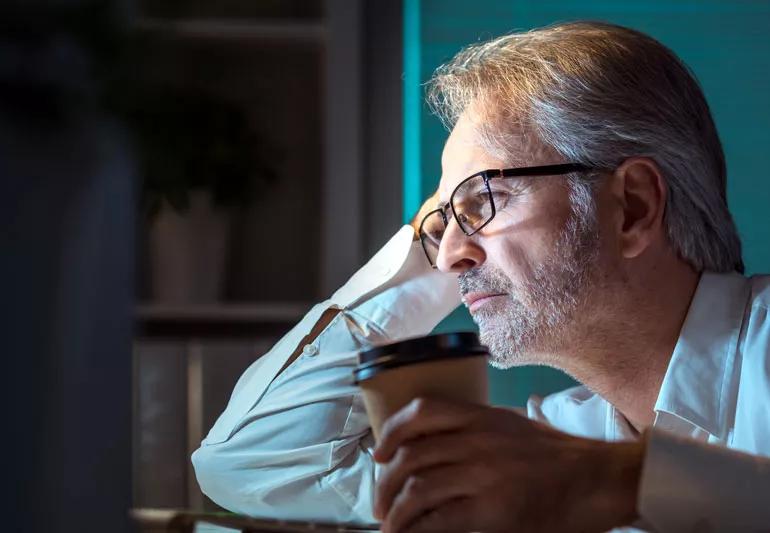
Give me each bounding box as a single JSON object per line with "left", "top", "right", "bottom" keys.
{"left": 191, "top": 443, "right": 242, "bottom": 513}
{"left": 190, "top": 441, "right": 374, "bottom": 524}
{"left": 190, "top": 442, "right": 304, "bottom": 518}
{"left": 190, "top": 445, "right": 218, "bottom": 503}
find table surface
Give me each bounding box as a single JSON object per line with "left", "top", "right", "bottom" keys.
{"left": 131, "top": 508, "right": 380, "bottom": 533}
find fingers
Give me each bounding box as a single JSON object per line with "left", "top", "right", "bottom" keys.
{"left": 373, "top": 432, "right": 477, "bottom": 520}
{"left": 374, "top": 398, "right": 481, "bottom": 463}
{"left": 410, "top": 189, "right": 441, "bottom": 233}
{"left": 381, "top": 465, "right": 482, "bottom": 533}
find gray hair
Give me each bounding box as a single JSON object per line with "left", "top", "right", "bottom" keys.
{"left": 427, "top": 21, "right": 743, "bottom": 273}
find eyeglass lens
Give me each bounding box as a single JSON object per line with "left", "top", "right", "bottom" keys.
{"left": 419, "top": 174, "right": 493, "bottom": 266}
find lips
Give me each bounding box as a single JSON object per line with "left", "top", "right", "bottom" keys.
{"left": 462, "top": 292, "right": 506, "bottom": 312}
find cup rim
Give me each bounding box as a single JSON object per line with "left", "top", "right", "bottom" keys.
{"left": 353, "top": 332, "right": 488, "bottom": 384}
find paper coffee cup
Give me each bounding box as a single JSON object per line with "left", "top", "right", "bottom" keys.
{"left": 353, "top": 332, "right": 489, "bottom": 440}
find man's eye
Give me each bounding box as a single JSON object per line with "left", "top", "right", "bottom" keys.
{"left": 490, "top": 189, "right": 515, "bottom": 207}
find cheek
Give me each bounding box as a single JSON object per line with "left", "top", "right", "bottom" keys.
{"left": 480, "top": 231, "right": 544, "bottom": 286}
{"left": 595, "top": 197, "right": 623, "bottom": 262}
{"left": 481, "top": 200, "right": 569, "bottom": 280}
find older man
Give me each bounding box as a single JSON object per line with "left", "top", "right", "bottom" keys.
{"left": 193, "top": 22, "right": 770, "bottom": 532}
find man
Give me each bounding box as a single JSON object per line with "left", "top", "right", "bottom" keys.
{"left": 193, "top": 22, "right": 770, "bottom": 532}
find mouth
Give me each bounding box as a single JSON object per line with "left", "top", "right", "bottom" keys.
{"left": 462, "top": 292, "right": 507, "bottom": 312}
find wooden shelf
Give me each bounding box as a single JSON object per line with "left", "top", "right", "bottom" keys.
{"left": 136, "top": 301, "right": 311, "bottom": 321}
{"left": 135, "top": 302, "right": 312, "bottom": 338}
{"left": 134, "top": 18, "right": 327, "bottom": 43}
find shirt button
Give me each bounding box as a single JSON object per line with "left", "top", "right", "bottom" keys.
{"left": 303, "top": 344, "right": 319, "bottom": 356}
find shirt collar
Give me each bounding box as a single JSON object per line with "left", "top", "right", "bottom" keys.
{"left": 652, "top": 271, "right": 750, "bottom": 440}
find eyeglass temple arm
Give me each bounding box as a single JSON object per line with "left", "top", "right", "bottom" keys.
{"left": 498, "top": 163, "right": 592, "bottom": 178}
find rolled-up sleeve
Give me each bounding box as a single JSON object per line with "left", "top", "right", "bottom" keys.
{"left": 191, "top": 336, "right": 376, "bottom": 522}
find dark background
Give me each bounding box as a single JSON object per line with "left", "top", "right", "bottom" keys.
{"left": 1, "top": 1, "right": 402, "bottom": 530}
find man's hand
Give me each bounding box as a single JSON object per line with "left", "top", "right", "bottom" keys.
{"left": 372, "top": 398, "right": 644, "bottom": 533}
{"left": 409, "top": 190, "right": 441, "bottom": 238}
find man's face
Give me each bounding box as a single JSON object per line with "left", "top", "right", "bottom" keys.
{"left": 435, "top": 111, "right": 602, "bottom": 368}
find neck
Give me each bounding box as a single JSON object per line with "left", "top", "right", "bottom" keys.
{"left": 556, "top": 259, "right": 700, "bottom": 432}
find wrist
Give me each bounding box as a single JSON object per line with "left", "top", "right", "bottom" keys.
{"left": 564, "top": 436, "right": 645, "bottom": 532}
{"left": 409, "top": 191, "right": 440, "bottom": 239}
{"left": 410, "top": 224, "right": 420, "bottom": 241}
{"left": 590, "top": 438, "right": 645, "bottom": 529}
{"left": 409, "top": 216, "right": 422, "bottom": 240}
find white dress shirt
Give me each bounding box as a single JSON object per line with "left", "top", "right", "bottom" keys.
{"left": 192, "top": 226, "right": 770, "bottom": 532}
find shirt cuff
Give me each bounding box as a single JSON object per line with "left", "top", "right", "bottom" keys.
{"left": 637, "top": 428, "right": 770, "bottom": 532}
{"left": 331, "top": 226, "right": 417, "bottom": 308}
{"left": 331, "top": 225, "right": 461, "bottom": 343}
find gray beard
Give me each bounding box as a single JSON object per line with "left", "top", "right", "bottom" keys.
{"left": 458, "top": 206, "right": 600, "bottom": 369}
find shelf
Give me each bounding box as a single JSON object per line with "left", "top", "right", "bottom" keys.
{"left": 135, "top": 302, "right": 312, "bottom": 338}
{"left": 133, "top": 18, "right": 327, "bottom": 44}
{"left": 136, "top": 302, "right": 311, "bottom": 321}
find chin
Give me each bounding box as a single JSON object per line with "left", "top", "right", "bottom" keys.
{"left": 479, "top": 325, "right": 559, "bottom": 370}
{"left": 486, "top": 348, "right": 541, "bottom": 369}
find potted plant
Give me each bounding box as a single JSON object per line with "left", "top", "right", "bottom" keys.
{"left": 123, "top": 86, "right": 275, "bottom": 304}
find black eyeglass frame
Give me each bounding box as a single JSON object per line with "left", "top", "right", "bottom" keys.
{"left": 418, "top": 162, "right": 593, "bottom": 267}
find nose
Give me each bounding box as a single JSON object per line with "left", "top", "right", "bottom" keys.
{"left": 435, "top": 216, "right": 486, "bottom": 273}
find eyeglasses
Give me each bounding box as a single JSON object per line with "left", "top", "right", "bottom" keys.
{"left": 418, "top": 162, "right": 592, "bottom": 268}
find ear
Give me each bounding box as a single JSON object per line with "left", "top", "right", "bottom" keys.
{"left": 611, "top": 157, "right": 667, "bottom": 259}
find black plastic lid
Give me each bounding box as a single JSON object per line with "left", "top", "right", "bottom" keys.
{"left": 353, "top": 332, "right": 488, "bottom": 383}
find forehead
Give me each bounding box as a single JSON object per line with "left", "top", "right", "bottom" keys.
{"left": 438, "top": 112, "right": 531, "bottom": 204}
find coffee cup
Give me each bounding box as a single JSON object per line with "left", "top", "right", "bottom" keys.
{"left": 353, "top": 332, "right": 489, "bottom": 440}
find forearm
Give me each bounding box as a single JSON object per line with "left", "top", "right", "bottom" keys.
{"left": 192, "top": 380, "right": 375, "bottom": 523}
{"left": 192, "top": 226, "right": 460, "bottom": 521}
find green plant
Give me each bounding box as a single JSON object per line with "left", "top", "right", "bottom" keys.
{"left": 120, "top": 85, "right": 276, "bottom": 219}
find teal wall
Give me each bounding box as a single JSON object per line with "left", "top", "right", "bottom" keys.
{"left": 403, "top": 0, "right": 770, "bottom": 406}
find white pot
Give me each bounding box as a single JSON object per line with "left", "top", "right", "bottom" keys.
{"left": 148, "top": 190, "right": 230, "bottom": 304}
